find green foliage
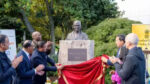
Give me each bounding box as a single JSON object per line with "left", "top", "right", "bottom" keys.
{"left": 105, "top": 66, "right": 114, "bottom": 84}
{"left": 95, "top": 42, "right": 117, "bottom": 56}
{"left": 0, "top": 0, "right": 26, "bottom": 44}
{"left": 53, "top": 0, "right": 120, "bottom": 40}
{"left": 58, "top": 0, "right": 120, "bottom": 28}
{"left": 47, "top": 54, "right": 58, "bottom": 77}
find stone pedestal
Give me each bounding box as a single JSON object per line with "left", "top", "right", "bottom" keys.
{"left": 58, "top": 40, "right": 94, "bottom": 65}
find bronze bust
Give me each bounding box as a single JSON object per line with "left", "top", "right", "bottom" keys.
{"left": 66, "top": 20, "right": 88, "bottom": 40}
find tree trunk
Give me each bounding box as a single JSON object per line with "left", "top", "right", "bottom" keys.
{"left": 20, "top": 9, "right": 35, "bottom": 33}
{"left": 45, "top": 0, "right": 55, "bottom": 55}
{"left": 61, "top": 23, "right": 65, "bottom": 40}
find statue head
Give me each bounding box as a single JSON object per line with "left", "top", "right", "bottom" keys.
{"left": 72, "top": 20, "right": 81, "bottom": 33}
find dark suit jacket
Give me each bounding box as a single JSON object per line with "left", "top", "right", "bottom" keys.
{"left": 114, "top": 47, "right": 145, "bottom": 84}
{"left": 0, "top": 52, "right": 16, "bottom": 84}
{"left": 107, "top": 45, "right": 128, "bottom": 66}
{"left": 31, "top": 49, "right": 57, "bottom": 84}
{"left": 16, "top": 50, "right": 35, "bottom": 84}
{"left": 119, "top": 45, "right": 128, "bottom": 63}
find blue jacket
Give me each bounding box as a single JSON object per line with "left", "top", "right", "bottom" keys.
{"left": 31, "top": 49, "right": 57, "bottom": 84}
{"left": 16, "top": 50, "right": 35, "bottom": 84}
{"left": 114, "top": 47, "right": 145, "bottom": 84}
{"left": 0, "top": 52, "right": 16, "bottom": 84}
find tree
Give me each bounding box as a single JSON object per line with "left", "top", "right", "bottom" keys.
{"left": 0, "top": 0, "right": 26, "bottom": 44}
{"left": 50, "top": 0, "right": 121, "bottom": 41}
{"left": 44, "top": 0, "right": 55, "bottom": 55}
{"left": 20, "top": 9, "right": 35, "bottom": 33}
{"left": 16, "top": 0, "right": 35, "bottom": 34}
{"left": 58, "top": 0, "right": 120, "bottom": 29}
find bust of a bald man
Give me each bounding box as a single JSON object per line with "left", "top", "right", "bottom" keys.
{"left": 66, "top": 20, "right": 88, "bottom": 40}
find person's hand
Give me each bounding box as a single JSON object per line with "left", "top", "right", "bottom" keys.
{"left": 109, "top": 70, "right": 115, "bottom": 75}
{"left": 12, "top": 55, "right": 23, "bottom": 68}
{"left": 57, "top": 65, "right": 64, "bottom": 70}
{"left": 116, "top": 58, "right": 123, "bottom": 64}
{"left": 109, "top": 57, "right": 118, "bottom": 64}
{"left": 101, "top": 56, "right": 108, "bottom": 63}
{"left": 36, "top": 71, "right": 45, "bottom": 76}
{"left": 55, "top": 63, "right": 63, "bottom": 66}
{"left": 55, "top": 63, "right": 64, "bottom": 70}
{"left": 35, "top": 64, "right": 45, "bottom": 72}
{"left": 110, "top": 57, "right": 123, "bottom": 64}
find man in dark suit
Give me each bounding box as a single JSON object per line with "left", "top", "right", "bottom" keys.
{"left": 113, "top": 33, "right": 145, "bottom": 84}
{"left": 0, "top": 34, "right": 23, "bottom": 84}
{"left": 31, "top": 41, "right": 63, "bottom": 84}
{"left": 101, "top": 34, "right": 128, "bottom": 84}
{"left": 16, "top": 40, "right": 45, "bottom": 84}
{"left": 101, "top": 34, "right": 128, "bottom": 65}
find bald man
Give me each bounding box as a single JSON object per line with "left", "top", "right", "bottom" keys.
{"left": 66, "top": 20, "right": 88, "bottom": 40}
{"left": 32, "top": 31, "right": 42, "bottom": 49}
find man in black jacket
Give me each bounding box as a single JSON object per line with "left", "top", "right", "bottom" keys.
{"left": 31, "top": 41, "right": 63, "bottom": 84}
{"left": 0, "top": 34, "right": 23, "bottom": 84}
{"left": 113, "top": 33, "right": 145, "bottom": 84}
{"left": 101, "top": 34, "right": 128, "bottom": 65}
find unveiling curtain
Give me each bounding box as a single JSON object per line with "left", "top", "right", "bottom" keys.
{"left": 58, "top": 54, "right": 109, "bottom": 84}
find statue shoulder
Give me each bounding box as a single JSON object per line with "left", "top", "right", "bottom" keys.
{"left": 67, "top": 32, "right": 74, "bottom": 36}
{"left": 66, "top": 32, "right": 73, "bottom": 40}
{"left": 81, "top": 32, "right": 89, "bottom": 40}
{"left": 81, "top": 32, "right": 88, "bottom": 36}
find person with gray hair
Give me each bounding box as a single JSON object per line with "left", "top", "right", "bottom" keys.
{"left": 112, "top": 33, "right": 146, "bottom": 84}
{"left": 66, "top": 20, "right": 88, "bottom": 40}
{"left": 125, "top": 33, "right": 139, "bottom": 47}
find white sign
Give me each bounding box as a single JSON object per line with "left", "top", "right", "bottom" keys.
{"left": 0, "top": 29, "right": 16, "bottom": 61}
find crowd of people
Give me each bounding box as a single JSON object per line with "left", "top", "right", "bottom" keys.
{"left": 0, "top": 30, "right": 149, "bottom": 84}
{"left": 0, "top": 31, "right": 63, "bottom": 84}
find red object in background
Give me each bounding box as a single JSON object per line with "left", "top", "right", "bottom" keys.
{"left": 58, "top": 54, "right": 109, "bottom": 84}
